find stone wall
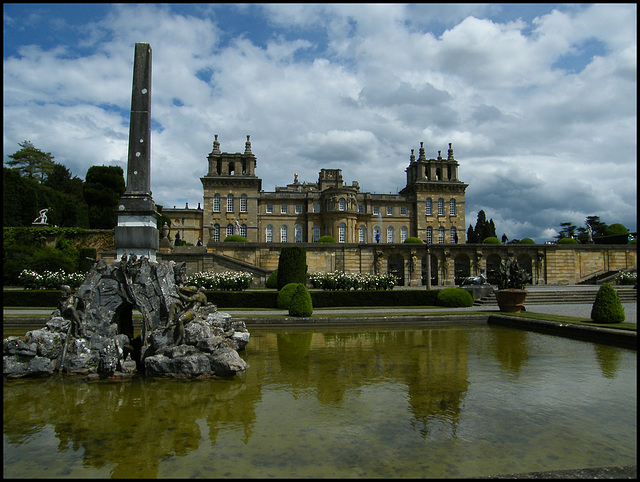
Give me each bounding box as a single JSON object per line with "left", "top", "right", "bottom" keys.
{"left": 99, "top": 243, "right": 636, "bottom": 287}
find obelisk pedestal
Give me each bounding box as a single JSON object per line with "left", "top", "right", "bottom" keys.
{"left": 114, "top": 43, "right": 160, "bottom": 261}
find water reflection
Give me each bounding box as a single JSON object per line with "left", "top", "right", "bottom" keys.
{"left": 3, "top": 325, "right": 637, "bottom": 478}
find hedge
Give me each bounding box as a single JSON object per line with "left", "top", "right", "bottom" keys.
{"left": 3, "top": 288, "right": 441, "bottom": 308}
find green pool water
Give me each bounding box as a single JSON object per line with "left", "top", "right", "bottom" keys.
{"left": 3, "top": 324, "right": 637, "bottom": 478}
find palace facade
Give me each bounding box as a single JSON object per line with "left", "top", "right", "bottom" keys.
{"left": 162, "top": 135, "right": 468, "bottom": 247}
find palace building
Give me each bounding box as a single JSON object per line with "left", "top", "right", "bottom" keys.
{"left": 162, "top": 135, "right": 468, "bottom": 247}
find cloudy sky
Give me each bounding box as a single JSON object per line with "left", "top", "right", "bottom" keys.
{"left": 3, "top": 3, "right": 636, "bottom": 242}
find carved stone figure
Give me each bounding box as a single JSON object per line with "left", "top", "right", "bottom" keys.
{"left": 33, "top": 208, "right": 48, "bottom": 225}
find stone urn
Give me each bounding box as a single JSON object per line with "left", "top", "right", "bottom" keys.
{"left": 495, "top": 289, "right": 528, "bottom": 313}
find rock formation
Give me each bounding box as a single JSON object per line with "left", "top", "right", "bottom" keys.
{"left": 3, "top": 255, "right": 249, "bottom": 379}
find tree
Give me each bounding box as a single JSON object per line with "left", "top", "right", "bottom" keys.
{"left": 44, "top": 163, "right": 84, "bottom": 202}
{"left": 556, "top": 222, "right": 578, "bottom": 241}
{"left": 467, "top": 210, "right": 497, "bottom": 243}
{"left": 83, "top": 165, "right": 125, "bottom": 229}
{"left": 5, "top": 141, "right": 56, "bottom": 182}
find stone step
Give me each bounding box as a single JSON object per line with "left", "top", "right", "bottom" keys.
{"left": 474, "top": 287, "right": 637, "bottom": 305}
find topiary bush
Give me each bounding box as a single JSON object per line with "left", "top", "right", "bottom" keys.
{"left": 558, "top": 237, "right": 579, "bottom": 244}
{"left": 317, "top": 235, "right": 336, "bottom": 243}
{"left": 223, "top": 234, "right": 248, "bottom": 242}
{"left": 519, "top": 238, "right": 535, "bottom": 244}
{"left": 288, "top": 283, "right": 313, "bottom": 317}
{"left": 277, "top": 247, "right": 307, "bottom": 290}
{"left": 404, "top": 237, "right": 423, "bottom": 244}
{"left": 436, "top": 287, "right": 474, "bottom": 307}
{"left": 266, "top": 269, "right": 278, "bottom": 289}
{"left": 277, "top": 282, "right": 301, "bottom": 309}
{"left": 482, "top": 237, "right": 501, "bottom": 244}
{"left": 591, "top": 283, "right": 625, "bottom": 323}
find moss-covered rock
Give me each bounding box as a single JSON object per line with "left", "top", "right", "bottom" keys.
{"left": 591, "top": 283, "right": 625, "bottom": 323}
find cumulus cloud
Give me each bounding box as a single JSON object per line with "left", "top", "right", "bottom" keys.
{"left": 3, "top": 4, "right": 636, "bottom": 242}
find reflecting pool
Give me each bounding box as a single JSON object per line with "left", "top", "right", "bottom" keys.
{"left": 3, "top": 324, "right": 637, "bottom": 478}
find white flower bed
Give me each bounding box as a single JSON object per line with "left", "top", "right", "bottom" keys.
{"left": 18, "top": 269, "right": 86, "bottom": 290}
{"left": 185, "top": 271, "right": 253, "bottom": 291}
{"left": 308, "top": 271, "right": 396, "bottom": 290}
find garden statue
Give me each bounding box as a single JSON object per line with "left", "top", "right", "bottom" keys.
{"left": 33, "top": 208, "right": 49, "bottom": 225}
{"left": 461, "top": 269, "right": 489, "bottom": 286}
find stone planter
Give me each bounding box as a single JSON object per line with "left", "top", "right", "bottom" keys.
{"left": 495, "top": 289, "right": 528, "bottom": 313}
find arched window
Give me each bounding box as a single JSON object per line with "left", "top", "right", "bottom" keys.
{"left": 438, "top": 226, "right": 445, "bottom": 243}
{"left": 358, "top": 225, "right": 366, "bottom": 243}
{"left": 295, "top": 225, "right": 303, "bottom": 243}
{"left": 339, "top": 198, "right": 346, "bottom": 211}
{"left": 374, "top": 226, "right": 382, "bottom": 243}
{"left": 240, "top": 194, "right": 248, "bottom": 213}
{"left": 213, "top": 224, "right": 220, "bottom": 242}
{"left": 266, "top": 225, "right": 273, "bottom": 243}
{"left": 338, "top": 223, "right": 346, "bottom": 243}
{"left": 213, "top": 194, "right": 220, "bottom": 213}
{"left": 227, "top": 194, "right": 234, "bottom": 213}
{"left": 226, "top": 224, "right": 234, "bottom": 238}
{"left": 451, "top": 227, "right": 457, "bottom": 243}
{"left": 401, "top": 226, "right": 408, "bottom": 243}
{"left": 437, "top": 198, "right": 444, "bottom": 216}
{"left": 313, "top": 225, "right": 321, "bottom": 242}
{"left": 387, "top": 226, "right": 394, "bottom": 243}
{"left": 426, "top": 198, "right": 432, "bottom": 215}
{"left": 281, "top": 225, "right": 288, "bottom": 243}
{"left": 240, "top": 224, "right": 247, "bottom": 238}
{"left": 449, "top": 198, "right": 456, "bottom": 215}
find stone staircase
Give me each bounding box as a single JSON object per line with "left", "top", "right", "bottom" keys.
{"left": 474, "top": 286, "right": 637, "bottom": 306}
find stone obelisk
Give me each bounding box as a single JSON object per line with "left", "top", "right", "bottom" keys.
{"left": 114, "top": 43, "right": 160, "bottom": 261}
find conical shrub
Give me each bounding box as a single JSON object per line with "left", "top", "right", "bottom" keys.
{"left": 288, "top": 284, "right": 313, "bottom": 317}
{"left": 590, "top": 283, "right": 625, "bottom": 323}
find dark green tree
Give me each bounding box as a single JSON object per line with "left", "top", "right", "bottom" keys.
{"left": 83, "top": 165, "right": 125, "bottom": 229}
{"left": 467, "top": 210, "right": 497, "bottom": 243}
{"left": 556, "top": 222, "right": 578, "bottom": 241}
{"left": 277, "top": 246, "right": 307, "bottom": 290}
{"left": 44, "top": 163, "right": 85, "bottom": 202}
{"left": 5, "top": 140, "right": 56, "bottom": 182}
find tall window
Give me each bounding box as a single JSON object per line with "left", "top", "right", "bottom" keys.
{"left": 313, "top": 225, "right": 321, "bottom": 242}
{"left": 438, "top": 226, "right": 445, "bottom": 243}
{"left": 266, "top": 225, "right": 273, "bottom": 243}
{"left": 387, "top": 226, "right": 394, "bottom": 243}
{"left": 240, "top": 194, "right": 248, "bottom": 213}
{"left": 373, "top": 206, "right": 380, "bottom": 215}
{"left": 213, "top": 224, "right": 220, "bottom": 242}
{"left": 313, "top": 204, "right": 320, "bottom": 213}
{"left": 450, "top": 226, "right": 457, "bottom": 243}
{"left": 241, "top": 224, "right": 247, "bottom": 238}
{"left": 437, "top": 198, "right": 444, "bottom": 216}
{"left": 280, "top": 225, "right": 288, "bottom": 243}
{"left": 387, "top": 206, "right": 393, "bottom": 216}
{"left": 426, "top": 227, "right": 433, "bottom": 244}
{"left": 359, "top": 225, "right": 366, "bottom": 243}
{"left": 426, "top": 198, "right": 432, "bottom": 215}
{"left": 338, "top": 223, "right": 346, "bottom": 243}
{"left": 374, "top": 227, "right": 381, "bottom": 243}
{"left": 281, "top": 204, "right": 288, "bottom": 214}
{"left": 266, "top": 204, "right": 273, "bottom": 214}
{"left": 401, "top": 226, "right": 408, "bottom": 243}
{"left": 449, "top": 198, "right": 456, "bottom": 215}
{"left": 339, "top": 199, "right": 345, "bottom": 211}
{"left": 226, "top": 224, "right": 234, "bottom": 237}
{"left": 400, "top": 206, "right": 407, "bottom": 215}
{"left": 295, "top": 204, "right": 303, "bottom": 214}
{"left": 213, "top": 194, "right": 220, "bottom": 213}
{"left": 295, "top": 225, "right": 303, "bottom": 243}
{"left": 227, "top": 194, "right": 234, "bottom": 213}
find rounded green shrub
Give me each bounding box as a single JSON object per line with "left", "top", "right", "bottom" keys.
{"left": 604, "top": 223, "right": 629, "bottom": 236}
{"left": 277, "top": 282, "right": 301, "bottom": 309}
{"left": 223, "top": 234, "right": 248, "bottom": 242}
{"left": 277, "top": 247, "right": 307, "bottom": 290}
{"left": 403, "top": 237, "right": 423, "bottom": 244}
{"left": 436, "top": 287, "right": 474, "bottom": 307}
{"left": 482, "top": 237, "right": 501, "bottom": 244}
{"left": 266, "top": 269, "right": 278, "bottom": 289}
{"left": 591, "top": 283, "right": 625, "bottom": 323}
{"left": 519, "top": 238, "right": 535, "bottom": 244}
{"left": 317, "top": 235, "right": 336, "bottom": 243}
{"left": 558, "top": 237, "right": 578, "bottom": 244}
{"left": 288, "top": 284, "right": 313, "bottom": 317}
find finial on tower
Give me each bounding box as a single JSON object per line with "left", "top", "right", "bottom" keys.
{"left": 212, "top": 134, "right": 220, "bottom": 154}
{"left": 244, "top": 135, "right": 252, "bottom": 154}
{"left": 418, "top": 141, "right": 426, "bottom": 161}
{"left": 410, "top": 149, "right": 415, "bottom": 163}
{"left": 448, "top": 143, "right": 454, "bottom": 160}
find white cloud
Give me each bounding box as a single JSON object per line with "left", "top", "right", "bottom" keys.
{"left": 3, "top": 4, "right": 636, "bottom": 243}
